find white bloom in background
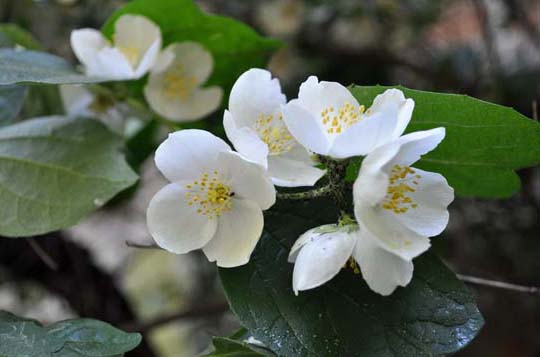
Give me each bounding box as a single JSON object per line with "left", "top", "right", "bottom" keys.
{"left": 288, "top": 224, "right": 415, "bottom": 296}
{"left": 224, "top": 68, "right": 325, "bottom": 187}
{"left": 144, "top": 42, "right": 222, "bottom": 122}
{"left": 353, "top": 127, "right": 454, "bottom": 262}
{"left": 282, "top": 77, "right": 414, "bottom": 159}
{"left": 71, "top": 14, "right": 161, "bottom": 80}
{"left": 146, "top": 129, "right": 276, "bottom": 267}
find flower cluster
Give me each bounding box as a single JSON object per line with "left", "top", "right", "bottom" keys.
{"left": 147, "top": 67, "right": 454, "bottom": 296}
{"left": 70, "top": 14, "right": 222, "bottom": 123}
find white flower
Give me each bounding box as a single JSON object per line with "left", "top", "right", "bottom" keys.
{"left": 71, "top": 14, "right": 161, "bottom": 80}
{"left": 143, "top": 42, "right": 222, "bottom": 122}
{"left": 224, "top": 68, "right": 325, "bottom": 187}
{"left": 289, "top": 223, "right": 413, "bottom": 296}
{"left": 146, "top": 129, "right": 276, "bottom": 267}
{"left": 282, "top": 77, "right": 414, "bottom": 159}
{"left": 353, "top": 128, "right": 454, "bottom": 262}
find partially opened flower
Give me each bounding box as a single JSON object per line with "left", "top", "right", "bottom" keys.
{"left": 282, "top": 77, "right": 414, "bottom": 159}
{"left": 71, "top": 14, "right": 161, "bottom": 80}
{"left": 224, "top": 68, "right": 325, "bottom": 187}
{"left": 144, "top": 42, "right": 223, "bottom": 122}
{"left": 147, "top": 129, "right": 276, "bottom": 267}
{"left": 353, "top": 128, "right": 454, "bottom": 262}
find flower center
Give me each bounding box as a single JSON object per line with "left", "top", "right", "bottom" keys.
{"left": 163, "top": 64, "right": 198, "bottom": 100}
{"left": 118, "top": 46, "right": 140, "bottom": 67}
{"left": 254, "top": 113, "right": 295, "bottom": 155}
{"left": 343, "top": 257, "right": 361, "bottom": 274}
{"left": 184, "top": 171, "right": 233, "bottom": 219}
{"left": 381, "top": 165, "right": 421, "bottom": 214}
{"left": 320, "top": 103, "right": 365, "bottom": 135}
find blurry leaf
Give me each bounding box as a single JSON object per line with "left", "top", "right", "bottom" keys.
{"left": 204, "top": 337, "right": 275, "bottom": 357}
{"left": 0, "top": 311, "right": 141, "bottom": 357}
{"left": 0, "top": 23, "right": 42, "bottom": 50}
{"left": 220, "top": 199, "right": 484, "bottom": 356}
{"left": 0, "top": 49, "right": 105, "bottom": 85}
{"left": 349, "top": 85, "right": 540, "bottom": 198}
{"left": 102, "top": 0, "right": 281, "bottom": 93}
{"left": 0, "top": 85, "right": 27, "bottom": 124}
{"left": 0, "top": 116, "right": 138, "bottom": 237}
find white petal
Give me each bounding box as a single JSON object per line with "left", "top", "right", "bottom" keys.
{"left": 155, "top": 129, "right": 231, "bottom": 182}
{"left": 229, "top": 68, "right": 286, "bottom": 127}
{"left": 158, "top": 42, "right": 214, "bottom": 85}
{"left": 388, "top": 127, "right": 446, "bottom": 167}
{"left": 147, "top": 183, "right": 217, "bottom": 254}
{"left": 133, "top": 39, "right": 161, "bottom": 78}
{"left": 217, "top": 151, "right": 276, "bottom": 210}
{"left": 352, "top": 229, "right": 413, "bottom": 296}
{"left": 60, "top": 85, "right": 94, "bottom": 117}
{"left": 202, "top": 199, "right": 264, "bottom": 267}
{"left": 150, "top": 47, "right": 176, "bottom": 74}
{"left": 394, "top": 168, "right": 454, "bottom": 237}
{"left": 223, "top": 110, "right": 269, "bottom": 168}
{"left": 70, "top": 29, "right": 108, "bottom": 71}
{"left": 370, "top": 88, "right": 414, "bottom": 139}
{"left": 114, "top": 15, "right": 161, "bottom": 69}
{"left": 93, "top": 47, "right": 135, "bottom": 79}
{"left": 291, "top": 229, "right": 356, "bottom": 295}
{"left": 267, "top": 145, "right": 325, "bottom": 187}
{"left": 282, "top": 100, "right": 331, "bottom": 155}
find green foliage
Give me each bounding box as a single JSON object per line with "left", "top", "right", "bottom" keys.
{"left": 349, "top": 85, "right": 540, "bottom": 198}
{"left": 0, "top": 311, "right": 141, "bottom": 356}
{"left": 220, "top": 199, "right": 484, "bottom": 356}
{"left": 0, "top": 116, "right": 137, "bottom": 237}
{"left": 0, "top": 49, "right": 105, "bottom": 85}
{"left": 204, "top": 337, "right": 275, "bottom": 356}
{"left": 0, "top": 85, "right": 27, "bottom": 125}
{"left": 102, "top": 0, "right": 281, "bottom": 93}
{"left": 0, "top": 23, "right": 42, "bottom": 50}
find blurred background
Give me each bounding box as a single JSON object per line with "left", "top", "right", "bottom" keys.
{"left": 0, "top": 0, "right": 538, "bottom": 356}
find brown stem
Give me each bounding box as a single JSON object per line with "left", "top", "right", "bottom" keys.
{"left": 457, "top": 274, "right": 540, "bottom": 295}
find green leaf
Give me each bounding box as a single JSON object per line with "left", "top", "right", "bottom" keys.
{"left": 220, "top": 199, "right": 484, "bottom": 356}
{"left": 0, "top": 85, "right": 27, "bottom": 124}
{"left": 204, "top": 337, "right": 275, "bottom": 357}
{"left": 349, "top": 85, "right": 540, "bottom": 198}
{"left": 0, "top": 311, "right": 141, "bottom": 357}
{"left": 0, "top": 49, "right": 105, "bottom": 85}
{"left": 0, "top": 23, "right": 42, "bottom": 50}
{"left": 0, "top": 116, "right": 138, "bottom": 237}
{"left": 102, "top": 0, "right": 281, "bottom": 92}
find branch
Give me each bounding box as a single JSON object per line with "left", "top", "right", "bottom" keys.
{"left": 457, "top": 274, "right": 540, "bottom": 295}
{"left": 277, "top": 184, "right": 333, "bottom": 200}
{"left": 125, "top": 241, "right": 160, "bottom": 249}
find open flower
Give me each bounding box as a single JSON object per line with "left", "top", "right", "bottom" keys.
{"left": 71, "top": 14, "right": 161, "bottom": 80}
{"left": 289, "top": 224, "right": 413, "bottom": 296}
{"left": 144, "top": 42, "right": 223, "bottom": 122}
{"left": 224, "top": 68, "right": 325, "bottom": 187}
{"left": 146, "top": 129, "right": 276, "bottom": 267}
{"left": 353, "top": 128, "right": 454, "bottom": 262}
{"left": 282, "top": 77, "right": 414, "bottom": 159}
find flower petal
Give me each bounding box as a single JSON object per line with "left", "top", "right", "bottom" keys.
{"left": 133, "top": 39, "right": 161, "bottom": 78}
{"left": 147, "top": 183, "right": 218, "bottom": 254}
{"left": 159, "top": 42, "right": 214, "bottom": 85}
{"left": 282, "top": 100, "right": 331, "bottom": 155}
{"left": 93, "top": 47, "right": 135, "bottom": 79}
{"left": 229, "top": 68, "right": 286, "bottom": 127}
{"left": 155, "top": 129, "right": 231, "bottom": 182}
{"left": 267, "top": 145, "right": 325, "bottom": 187}
{"left": 290, "top": 229, "right": 356, "bottom": 295}
{"left": 202, "top": 199, "right": 264, "bottom": 267}
{"left": 70, "top": 29, "right": 108, "bottom": 72}
{"left": 369, "top": 88, "right": 414, "bottom": 139}
{"left": 217, "top": 150, "right": 276, "bottom": 210}
{"left": 223, "top": 110, "right": 269, "bottom": 167}
{"left": 394, "top": 168, "right": 454, "bottom": 237}
{"left": 388, "top": 127, "right": 446, "bottom": 167}
{"left": 114, "top": 15, "right": 161, "bottom": 69}
{"left": 353, "top": 229, "right": 413, "bottom": 296}
{"left": 60, "top": 85, "right": 94, "bottom": 117}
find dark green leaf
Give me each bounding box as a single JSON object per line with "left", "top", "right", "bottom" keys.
{"left": 102, "top": 0, "right": 281, "bottom": 93}
{"left": 204, "top": 337, "right": 275, "bottom": 357}
{"left": 0, "top": 116, "right": 138, "bottom": 237}
{"left": 0, "top": 85, "right": 27, "bottom": 124}
{"left": 220, "top": 199, "right": 484, "bottom": 356}
{"left": 0, "top": 23, "right": 42, "bottom": 50}
{"left": 0, "top": 49, "right": 105, "bottom": 85}
{"left": 349, "top": 85, "right": 540, "bottom": 198}
{"left": 0, "top": 311, "right": 141, "bottom": 357}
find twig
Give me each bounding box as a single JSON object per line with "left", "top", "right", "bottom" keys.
{"left": 532, "top": 100, "right": 538, "bottom": 121}
{"left": 125, "top": 241, "right": 160, "bottom": 249}
{"left": 122, "top": 301, "right": 229, "bottom": 333}
{"left": 27, "top": 239, "right": 59, "bottom": 271}
{"left": 277, "top": 184, "right": 333, "bottom": 200}
{"left": 457, "top": 274, "right": 540, "bottom": 295}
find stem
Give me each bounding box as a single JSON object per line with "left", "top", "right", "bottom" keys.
{"left": 457, "top": 274, "right": 540, "bottom": 295}
{"left": 277, "top": 184, "right": 333, "bottom": 200}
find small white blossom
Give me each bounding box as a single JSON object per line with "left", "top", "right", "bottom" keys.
{"left": 71, "top": 14, "right": 161, "bottom": 80}
{"left": 282, "top": 77, "right": 414, "bottom": 159}
{"left": 147, "top": 129, "right": 276, "bottom": 267}
{"left": 144, "top": 42, "right": 223, "bottom": 122}
{"left": 224, "top": 69, "right": 325, "bottom": 187}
